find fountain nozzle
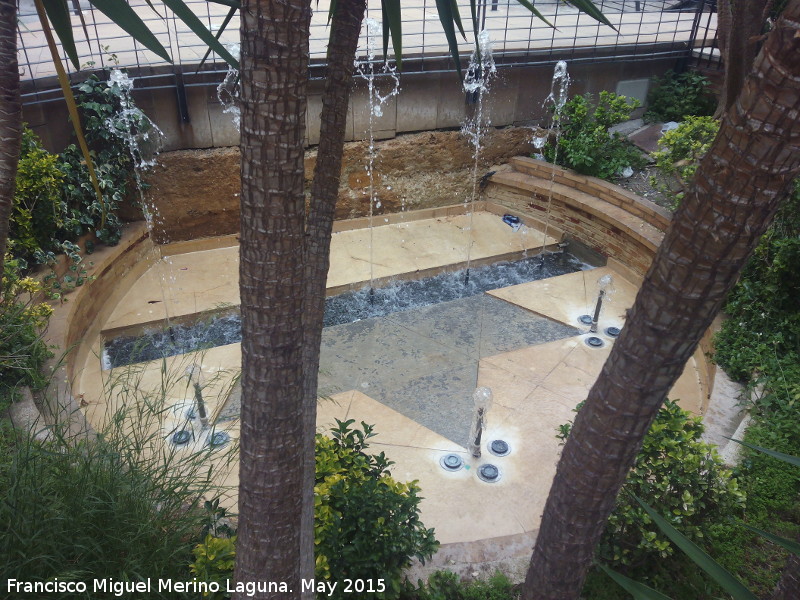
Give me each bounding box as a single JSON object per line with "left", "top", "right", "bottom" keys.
{"left": 187, "top": 364, "right": 209, "bottom": 430}
{"left": 468, "top": 387, "right": 493, "bottom": 458}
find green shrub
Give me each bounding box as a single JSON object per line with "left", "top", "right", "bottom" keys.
{"left": 708, "top": 177, "right": 800, "bottom": 595}
{"left": 559, "top": 400, "right": 744, "bottom": 589}
{"left": 59, "top": 73, "right": 147, "bottom": 246}
{"left": 0, "top": 366, "right": 235, "bottom": 598}
{"left": 651, "top": 116, "right": 720, "bottom": 208}
{"left": 543, "top": 91, "right": 646, "bottom": 180}
{"left": 10, "top": 127, "right": 66, "bottom": 258}
{"left": 714, "top": 180, "right": 800, "bottom": 381}
{"left": 403, "top": 570, "right": 518, "bottom": 600}
{"left": 192, "top": 420, "right": 438, "bottom": 599}
{"left": 190, "top": 535, "right": 237, "bottom": 599}
{"left": 644, "top": 70, "right": 716, "bottom": 123}
{"left": 0, "top": 256, "right": 53, "bottom": 400}
{"left": 315, "top": 419, "right": 438, "bottom": 599}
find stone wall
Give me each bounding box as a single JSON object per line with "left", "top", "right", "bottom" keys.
{"left": 145, "top": 128, "right": 535, "bottom": 242}
{"left": 485, "top": 157, "right": 671, "bottom": 277}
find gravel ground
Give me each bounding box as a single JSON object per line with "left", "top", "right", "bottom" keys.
{"left": 615, "top": 165, "right": 676, "bottom": 212}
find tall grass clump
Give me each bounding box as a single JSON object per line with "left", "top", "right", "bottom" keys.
{"left": 0, "top": 358, "right": 238, "bottom": 598}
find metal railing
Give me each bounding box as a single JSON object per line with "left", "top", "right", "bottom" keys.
{"left": 17, "top": 0, "right": 718, "bottom": 103}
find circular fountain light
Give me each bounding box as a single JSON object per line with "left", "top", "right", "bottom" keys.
{"left": 172, "top": 429, "right": 192, "bottom": 445}
{"left": 478, "top": 464, "right": 501, "bottom": 483}
{"left": 585, "top": 336, "right": 605, "bottom": 348}
{"left": 578, "top": 314, "right": 593, "bottom": 326}
{"left": 489, "top": 439, "right": 510, "bottom": 457}
{"left": 605, "top": 326, "right": 621, "bottom": 338}
{"left": 208, "top": 431, "right": 230, "bottom": 448}
{"left": 440, "top": 454, "right": 464, "bottom": 471}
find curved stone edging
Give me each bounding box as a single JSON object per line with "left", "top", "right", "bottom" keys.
{"left": 41, "top": 222, "right": 156, "bottom": 435}
{"left": 485, "top": 157, "right": 671, "bottom": 277}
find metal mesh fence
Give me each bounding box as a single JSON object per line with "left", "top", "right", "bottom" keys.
{"left": 17, "top": 0, "right": 718, "bottom": 102}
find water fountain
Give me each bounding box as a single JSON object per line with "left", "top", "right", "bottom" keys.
{"left": 216, "top": 43, "right": 241, "bottom": 131}
{"left": 579, "top": 274, "right": 616, "bottom": 347}
{"left": 461, "top": 29, "right": 497, "bottom": 284}
{"left": 355, "top": 18, "right": 401, "bottom": 297}
{"left": 104, "top": 68, "right": 175, "bottom": 321}
{"left": 536, "top": 60, "right": 571, "bottom": 259}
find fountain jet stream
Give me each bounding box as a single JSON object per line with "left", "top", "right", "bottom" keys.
{"left": 461, "top": 30, "right": 497, "bottom": 284}
{"left": 216, "top": 43, "right": 241, "bottom": 130}
{"left": 105, "top": 69, "right": 173, "bottom": 319}
{"left": 538, "top": 61, "right": 571, "bottom": 262}
{"left": 355, "top": 18, "right": 401, "bottom": 294}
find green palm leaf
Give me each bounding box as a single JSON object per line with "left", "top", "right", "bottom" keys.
{"left": 513, "top": 0, "right": 555, "bottom": 29}
{"left": 381, "top": 0, "right": 402, "bottom": 69}
{"left": 450, "top": 0, "right": 466, "bottom": 39}
{"left": 33, "top": 0, "right": 107, "bottom": 228}
{"left": 634, "top": 496, "right": 757, "bottom": 600}
{"left": 41, "top": 0, "right": 80, "bottom": 70}
{"left": 197, "top": 6, "right": 238, "bottom": 71}
{"left": 435, "top": 0, "right": 463, "bottom": 79}
{"left": 569, "top": 0, "right": 617, "bottom": 29}
{"left": 160, "top": 0, "right": 239, "bottom": 68}
{"left": 740, "top": 524, "right": 800, "bottom": 555}
{"left": 89, "top": 0, "right": 172, "bottom": 63}
{"left": 597, "top": 563, "right": 674, "bottom": 600}
{"left": 728, "top": 438, "right": 800, "bottom": 467}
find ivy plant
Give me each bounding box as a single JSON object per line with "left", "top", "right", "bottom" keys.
{"left": 714, "top": 180, "right": 800, "bottom": 382}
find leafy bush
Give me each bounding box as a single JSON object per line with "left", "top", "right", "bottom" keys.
{"left": 0, "top": 366, "right": 236, "bottom": 598}
{"left": 543, "top": 91, "right": 646, "bottom": 180}
{"left": 651, "top": 116, "right": 720, "bottom": 208}
{"left": 7, "top": 74, "right": 149, "bottom": 265}
{"left": 315, "top": 419, "right": 438, "bottom": 598}
{"left": 59, "top": 74, "right": 146, "bottom": 246}
{"left": 706, "top": 178, "right": 800, "bottom": 595}
{"left": 402, "top": 570, "right": 518, "bottom": 600}
{"left": 644, "top": 70, "right": 716, "bottom": 123}
{"left": 10, "top": 127, "right": 66, "bottom": 258}
{"left": 0, "top": 256, "right": 53, "bottom": 400}
{"left": 559, "top": 400, "right": 744, "bottom": 584}
{"left": 714, "top": 180, "right": 800, "bottom": 381}
{"left": 192, "top": 420, "right": 438, "bottom": 599}
{"left": 190, "top": 535, "right": 237, "bottom": 600}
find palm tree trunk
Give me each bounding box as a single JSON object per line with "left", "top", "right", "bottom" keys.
{"left": 771, "top": 550, "right": 800, "bottom": 600}
{"left": 300, "top": 0, "right": 366, "bottom": 589}
{"left": 715, "top": 0, "right": 774, "bottom": 116}
{"left": 234, "top": 0, "right": 312, "bottom": 598}
{"left": 0, "top": 0, "right": 21, "bottom": 276}
{"left": 523, "top": 2, "right": 800, "bottom": 598}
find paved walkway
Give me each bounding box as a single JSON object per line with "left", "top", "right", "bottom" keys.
{"left": 18, "top": 0, "right": 714, "bottom": 81}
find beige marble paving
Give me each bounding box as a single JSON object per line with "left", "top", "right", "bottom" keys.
{"left": 487, "top": 266, "right": 707, "bottom": 415}
{"left": 103, "top": 211, "right": 554, "bottom": 333}
{"left": 488, "top": 265, "right": 638, "bottom": 331}
{"left": 76, "top": 217, "right": 710, "bottom": 548}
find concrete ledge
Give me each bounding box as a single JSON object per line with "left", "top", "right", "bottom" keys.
{"left": 485, "top": 158, "right": 670, "bottom": 277}
{"left": 509, "top": 157, "right": 672, "bottom": 231}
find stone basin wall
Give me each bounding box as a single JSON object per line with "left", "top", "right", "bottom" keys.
{"left": 143, "top": 128, "right": 534, "bottom": 243}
